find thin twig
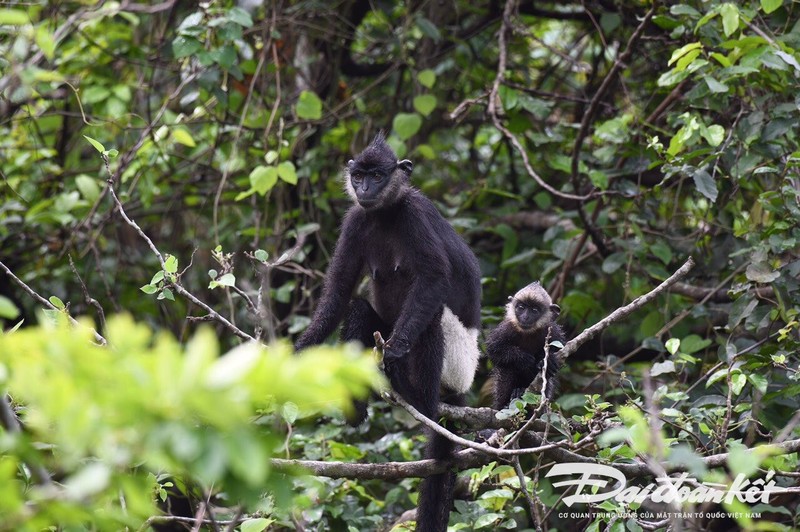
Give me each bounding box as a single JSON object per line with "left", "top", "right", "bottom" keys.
{"left": 0, "top": 260, "right": 107, "bottom": 345}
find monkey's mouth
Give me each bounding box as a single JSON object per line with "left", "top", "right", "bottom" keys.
{"left": 357, "top": 198, "right": 380, "bottom": 209}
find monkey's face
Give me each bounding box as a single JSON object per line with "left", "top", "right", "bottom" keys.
{"left": 346, "top": 158, "right": 413, "bottom": 210}
{"left": 510, "top": 298, "right": 561, "bottom": 331}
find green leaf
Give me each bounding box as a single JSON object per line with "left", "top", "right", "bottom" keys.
{"left": 172, "top": 36, "right": 202, "bottom": 58}
{"left": 668, "top": 42, "right": 702, "bottom": 67}
{"left": 474, "top": 513, "right": 504, "bottom": 528}
{"left": 665, "top": 338, "right": 681, "bottom": 355}
{"left": 75, "top": 175, "right": 101, "bottom": 202}
{"left": 702, "top": 124, "right": 725, "bottom": 146}
{"left": 264, "top": 150, "right": 278, "bottom": 164}
{"left": 392, "top": 112, "right": 422, "bottom": 141}
{"left": 651, "top": 360, "right": 676, "bottom": 376}
{"left": 761, "top": 0, "right": 782, "bottom": 13}
{"left": 727, "top": 444, "right": 761, "bottom": 478}
{"left": 0, "top": 295, "right": 20, "bottom": 320}
{"left": 227, "top": 7, "right": 253, "bottom": 27}
{"left": 35, "top": 25, "right": 56, "bottom": 60}
{"left": 601, "top": 252, "right": 626, "bottom": 274}
{"left": 241, "top": 518, "right": 274, "bottom": 532}
{"left": 250, "top": 165, "right": 279, "bottom": 195}
{"left": 731, "top": 372, "right": 746, "bottom": 395}
{"left": 295, "top": 90, "right": 322, "bottom": 120}
{"left": 413, "top": 94, "right": 437, "bottom": 117}
{"left": 692, "top": 168, "right": 718, "bottom": 203}
{"left": 172, "top": 128, "right": 196, "bottom": 147}
{"left": 158, "top": 288, "right": 175, "bottom": 301}
{"left": 254, "top": 249, "right": 269, "bottom": 262}
{"left": 681, "top": 334, "right": 712, "bottom": 354}
{"left": 83, "top": 135, "right": 105, "bottom": 153}
{"left": 277, "top": 161, "right": 298, "bottom": 184}
{"left": 49, "top": 296, "right": 65, "bottom": 310}
{"left": 140, "top": 284, "right": 158, "bottom": 295}
{"left": 720, "top": 3, "right": 740, "bottom": 37}
{"left": 417, "top": 69, "right": 436, "bottom": 88}
{"left": 705, "top": 77, "right": 729, "bottom": 93}
{"left": 650, "top": 241, "right": 673, "bottom": 264}
{"left": 216, "top": 273, "right": 236, "bottom": 287}
{"left": 415, "top": 16, "right": 441, "bottom": 41}
{"left": 105, "top": 149, "right": 118, "bottom": 158}
{"left": 0, "top": 9, "right": 28, "bottom": 25}
{"left": 151, "top": 270, "right": 165, "bottom": 284}
{"left": 164, "top": 255, "right": 178, "bottom": 274}
{"left": 745, "top": 262, "right": 780, "bottom": 283}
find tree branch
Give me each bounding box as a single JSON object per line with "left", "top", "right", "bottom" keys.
{"left": 557, "top": 256, "right": 695, "bottom": 363}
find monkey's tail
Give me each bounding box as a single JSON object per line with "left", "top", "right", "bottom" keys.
{"left": 416, "top": 430, "right": 456, "bottom": 532}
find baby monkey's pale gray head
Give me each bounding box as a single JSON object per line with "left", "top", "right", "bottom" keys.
{"left": 506, "top": 281, "right": 560, "bottom": 332}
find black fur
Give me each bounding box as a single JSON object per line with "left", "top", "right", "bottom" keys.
{"left": 295, "top": 134, "right": 481, "bottom": 532}
{"left": 486, "top": 283, "right": 564, "bottom": 409}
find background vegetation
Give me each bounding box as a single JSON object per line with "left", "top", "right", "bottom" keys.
{"left": 1, "top": 0, "right": 799, "bottom": 530}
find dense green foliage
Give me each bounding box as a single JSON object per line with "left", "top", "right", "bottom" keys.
{"left": 1, "top": 0, "right": 799, "bottom": 530}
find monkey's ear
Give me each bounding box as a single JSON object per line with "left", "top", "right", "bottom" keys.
{"left": 507, "top": 295, "right": 514, "bottom": 301}
{"left": 397, "top": 159, "right": 413, "bottom": 175}
{"left": 550, "top": 304, "right": 561, "bottom": 316}
{"left": 347, "top": 159, "right": 355, "bottom": 169}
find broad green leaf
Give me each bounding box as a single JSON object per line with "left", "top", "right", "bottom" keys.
{"left": 0, "top": 9, "right": 28, "bottom": 25}
{"left": 216, "top": 273, "right": 236, "bottom": 287}
{"left": 727, "top": 444, "right": 761, "bottom": 478}
{"left": 650, "top": 241, "right": 672, "bottom": 264}
{"left": 392, "top": 112, "right": 422, "bottom": 141}
{"left": 665, "top": 338, "right": 681, "bottom": 355}
{"left": 705, "top": 77, "right": 729, "bottom": 93}
{"left": 0, "top": 295, "right": 20, "bottom": 320}
{"left": 277, "top": 161, "right": 297, "bottom": 184}
{"left": 241, "top": 518, "right": 274, "bottom": 532}
{"left": 721, "top": 3, "right": 740, "bottom": 37}
{"left": 745, "top": 262, "right": 780, "bottom": 283}
{"left": 295, "top": 90, "right": 323, "bottom": 120}
{"left": 702, "top": 124, "right": 725, "bottom": 146}
{"left": 164, "top": 255, "right": 178, "bottom": 274}
{"left": 172, "top": 128, "right": 196, "bottom": 147}
{"left": 601, "top": 252, "right": 626, "bottom": 274}
{"left": 49, "top": 296, "right": 65, "bottom": 310}
{"left": 413, "top": 94, "right": 437, "bottom": 117}
{"left": 227, "top": 7, "right": 253, "bottom": 27}
{"left": 264, "top": 150, "right": 278, "bottom": 164}
{"left": 35, "top": 25, "right": 56, "bottom": 60}
{"left": 158, "top": 288, "right": 175, "bottom": 301}
{"left": 140, "top": 284, "right": 158, "bottom": 295}
{"left": 83, "top": 135, "right": 105, "bottom": 153}
{"left": 75, "top": 175, "right": 100, "bottom": 202}
{"left": 731, "top": 372, "right": 746, "bottom": 395}
{"left": 651, "top": 360, "right": 676, "bottom": 376}
{"left": 417, "top": 69, "right": 436, "bottom": 88}
{"left": 668, "top": 42, "right": 702, "bottom": 67}
{"left": 681, "top": 334, "right": 711, "bottom": 354}
{"left": 254, "top": 249, "right": 269, "bottom": 262}
{"left": 692, "top": 168, "right": 718, "bottom": 203}
{"left": 172, "top": 36, "right": 202, "bottom": 58}
{"left": 416, "top": 16, "right": 441, "bottom": 41}
{"left": 761, "top": 0, "right": 782, "bottom": 13}
{"left": 250, "top": 165, "right": 279, "bottom": 195}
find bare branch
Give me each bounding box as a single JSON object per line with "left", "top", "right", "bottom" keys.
{"left": 0, "top": 260, "right": 107, "bottom": 345}
{"left": 557, "top": 257, "right": 695, "bottom": 363}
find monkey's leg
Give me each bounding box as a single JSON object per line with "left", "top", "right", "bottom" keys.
{"left": 391, "top": 319, "right": 454, "bottom": 532}
{"left": 340, "top": 298, "right": 388, "bottom": 425}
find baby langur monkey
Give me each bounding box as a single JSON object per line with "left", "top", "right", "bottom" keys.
{"left": 486, "top": 281, "right": 564, "bottom": 409}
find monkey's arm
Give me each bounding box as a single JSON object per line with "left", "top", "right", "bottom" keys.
{"left": 485, "top": 323, "right": 533, "bottom": 366}
{"left": 295, "top": 211, "right": 364, "bottom": 351}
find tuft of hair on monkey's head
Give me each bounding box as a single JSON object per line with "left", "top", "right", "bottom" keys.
{"left": 505, "top": 281, "right": 561, "bottom": 332}
{"left": 344, "top": 132, "right": 414, "bottom": 210}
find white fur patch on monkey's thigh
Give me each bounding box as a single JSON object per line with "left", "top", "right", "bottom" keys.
{"left": 440, "top": 306, "right": 481, "bottom": 394}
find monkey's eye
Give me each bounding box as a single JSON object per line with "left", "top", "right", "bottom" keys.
{"left": 373, "top": 173, "right": 383, "bottom": 182}
{"left": 515, "top": 303, "right": 525, "bottom": 313}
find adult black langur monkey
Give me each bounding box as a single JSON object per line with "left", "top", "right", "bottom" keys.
{"left": 294, "top": 133, "right": 482, "bottom": 532}
{"left": 486, "top": 281, "right": 564, "bottom": 409}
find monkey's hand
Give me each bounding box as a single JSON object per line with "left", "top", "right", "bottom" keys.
{"left": 382, "top": 336, "right": 411, "bottom": 366}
